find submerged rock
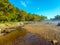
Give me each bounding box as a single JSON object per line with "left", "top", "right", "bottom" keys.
{"left": 49, "top": 40, "right": 58, "bottom": 45}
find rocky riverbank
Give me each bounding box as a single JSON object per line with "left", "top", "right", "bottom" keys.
{"left": 0, "top": 22, "right": 24, "bottom": 36}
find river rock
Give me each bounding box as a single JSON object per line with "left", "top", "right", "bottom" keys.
{"left": 57, "top": 23, "right": 60, "bottom": 26}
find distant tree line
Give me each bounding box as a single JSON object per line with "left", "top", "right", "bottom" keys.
{"left": 0, "top": 0, "right": 47, "bottom": 22}
{"left": 50, "top": 15, "right": 60, "bottom": 20}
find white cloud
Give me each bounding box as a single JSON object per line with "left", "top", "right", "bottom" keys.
{"left": 20, "top": 1, "right": 27, "bottom": 7}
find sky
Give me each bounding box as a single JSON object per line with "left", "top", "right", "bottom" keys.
{"left": 9, "top": 0, "right": 60, "bottom": 19}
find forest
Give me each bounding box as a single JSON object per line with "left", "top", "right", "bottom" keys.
{"left": 0, "top": 0, "right": 47, "bottom": 23}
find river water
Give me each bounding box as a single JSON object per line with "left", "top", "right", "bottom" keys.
{"left": 11, "top": 32, "right": 60, "bottom": 45}
{"left": 25, "top": 20, "right": 60, "bottom": 25}
{"left": 31, "top": 20, "right": 60, "bottom": 25}
{"left": 6, "top": 20, "right": 60, "bottom": 45}
{"left": 11, "top": 20, "right": 60, "bottom": 45}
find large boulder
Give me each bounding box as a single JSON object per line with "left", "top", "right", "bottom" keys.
{"left": 0, "top": 29, "right": 6, "bottom": 36}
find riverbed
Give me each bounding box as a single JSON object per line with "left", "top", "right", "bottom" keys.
{"left": 0, "top": 23, "right": 60, "bottom": 45}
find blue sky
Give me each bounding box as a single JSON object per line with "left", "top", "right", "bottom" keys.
{"left": 9, "top": 0, "right": 60, "bottom": 19}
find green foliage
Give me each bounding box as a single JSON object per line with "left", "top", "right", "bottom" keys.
{"left": 0, "top": 0, "right": 47, "bottom": 22}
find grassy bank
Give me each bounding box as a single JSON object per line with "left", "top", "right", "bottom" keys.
{"left": 0, "top": 27, "right": 27, "bottom": 45}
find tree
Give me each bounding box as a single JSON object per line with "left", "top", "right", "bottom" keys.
{"left": 54, "top": 15, "right": 60, "bottom": 20}
{"left": 0, "top": 0, "right": 47, "bottom": 22}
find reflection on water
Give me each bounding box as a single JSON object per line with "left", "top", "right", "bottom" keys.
{"left": 5, "top": 27, "right": 60, "bottom": 45}
{"left": 11, "top": 32, "right": 55, "bottom": 45}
